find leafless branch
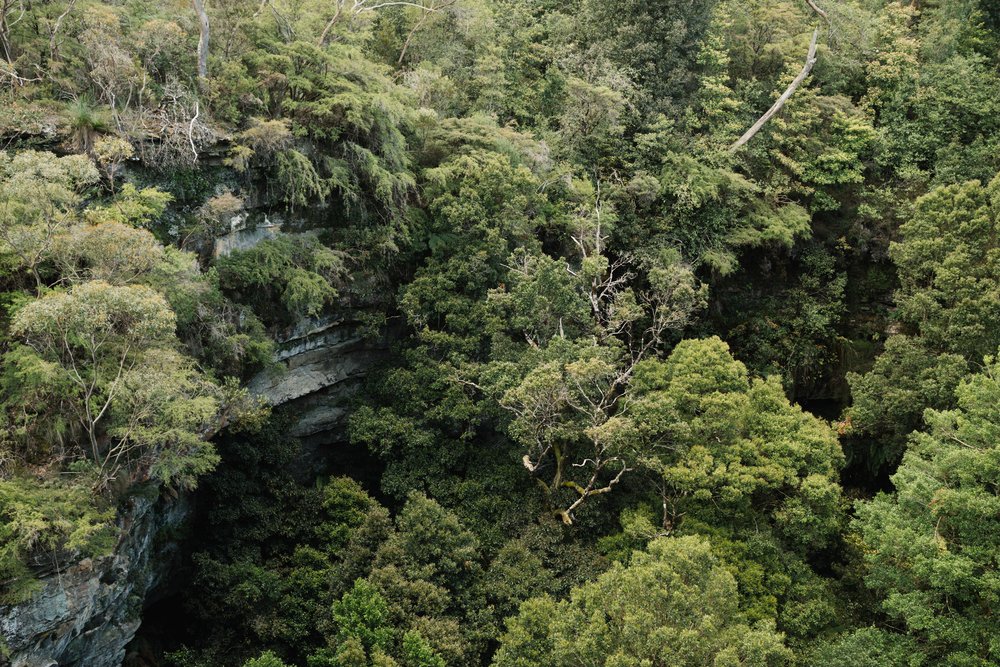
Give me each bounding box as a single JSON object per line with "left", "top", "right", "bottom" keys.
{"left": 805, "top": 0, "right": 828, "bottom": 22}
{"left": 48, "top": 0, "right": 77, "bottom": 62}
{"left": 188, "top": 100, "right": 200, "bottom": 159}
{"left": 729, "top": 28, "right": 819, "bottom": 153}
{"left": 318, "top": 0, "right": 445, "bottom": 47}
{"left": 397, "top": 0, "right": 457, "bottom": 64}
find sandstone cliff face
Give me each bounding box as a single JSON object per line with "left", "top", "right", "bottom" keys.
{"left": 0, "top": 495, "right": 189, "bottom": 667}
{"left": 250, "top": 313, "right": 388, "bottom": 443}
{"left": 0, "top": 314, "right": 387, "bottom": 667}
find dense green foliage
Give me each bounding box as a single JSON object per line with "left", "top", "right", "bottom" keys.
{"left": 2, "top": 0, "right": 1000, "bottom": 666}
{"left": 855, "top": 358, "right": 1000, "bottom": 665}
{"left": 493, "top": 536, "right": 794, "bottom": 667}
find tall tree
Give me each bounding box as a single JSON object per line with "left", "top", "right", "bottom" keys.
{"left": 855, "top": 355, "right": 1000, "bottom": 665}
{"left": 621, "top": 336, "right": 844, "bottom": 551}
{"left": 492, "top": 535, "right": 793, "bottom": 667}
{"left": 4, "top": 281, "right": 220, "bottom": 489}
{"left": 0, "top": 152, "right": 99, "bottom": 292}
{"left": 848, "top": 173, "right": 1000, "bottom": 470}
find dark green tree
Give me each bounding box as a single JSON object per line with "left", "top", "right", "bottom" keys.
{"left": 855, "top": 355, "right": 1000, "bottom": 665}
{"left": 492, "top": 535, "right": 793, "bottom": 667}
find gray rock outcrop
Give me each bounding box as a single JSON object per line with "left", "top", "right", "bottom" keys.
{"left": 249, "top": 314, "right": 386, "bottom": 440}
{"left": 0, "top": 494, "right": 189, "bottom": 667}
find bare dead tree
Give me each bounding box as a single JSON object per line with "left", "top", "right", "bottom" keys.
{"left": 806, "top": 0, "right": 829, "bottom": 22}
{"left": 728, "top": 28, "right": 818, "bottom": 153}
{"left": 397, "top": 0, "right": 457, "bottom": 65}
{"left": 0, "top": 60, "right": 42, "bottom": 90}
{"left": 127, "top": 79, "right": 217, "bottom": 169}
{"left": 193, "top": 0, "right": 210, "bottom": 80}
{"left": 0, "top": 0, "right": 25, "bottom": 63}
{"left": 48, "top": 0, "right": 77, "bottom": 62}
{"left": 318, "top": 0, "right": 447, "bottom": 47}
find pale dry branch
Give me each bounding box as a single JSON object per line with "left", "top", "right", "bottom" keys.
{"left": 805, "top": 0, "right": 828, "bottom": 22}
{"left": 319, "top": 0, "right": 445, "bottom": 47}
{"left": 729, "top": 28, "right": 819, "bottom": 152}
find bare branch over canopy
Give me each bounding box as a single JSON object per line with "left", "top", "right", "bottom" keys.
{"left": 729, "top": 28, "right": 819, "bottom": 153}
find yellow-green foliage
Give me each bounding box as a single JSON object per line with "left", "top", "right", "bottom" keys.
{"left": 2, "top": 0, "right": 1000, "bottom": 664}
{"left": 0, "top": 472, "right": 116, "bottom": 603}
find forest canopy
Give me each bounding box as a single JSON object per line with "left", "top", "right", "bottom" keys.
{"left": 2, "top": 1, "right": 1000, "bottom": 666}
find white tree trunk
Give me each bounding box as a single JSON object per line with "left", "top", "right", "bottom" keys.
{"left": 193, "top": 0, "right": 209, "bottom": 80}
